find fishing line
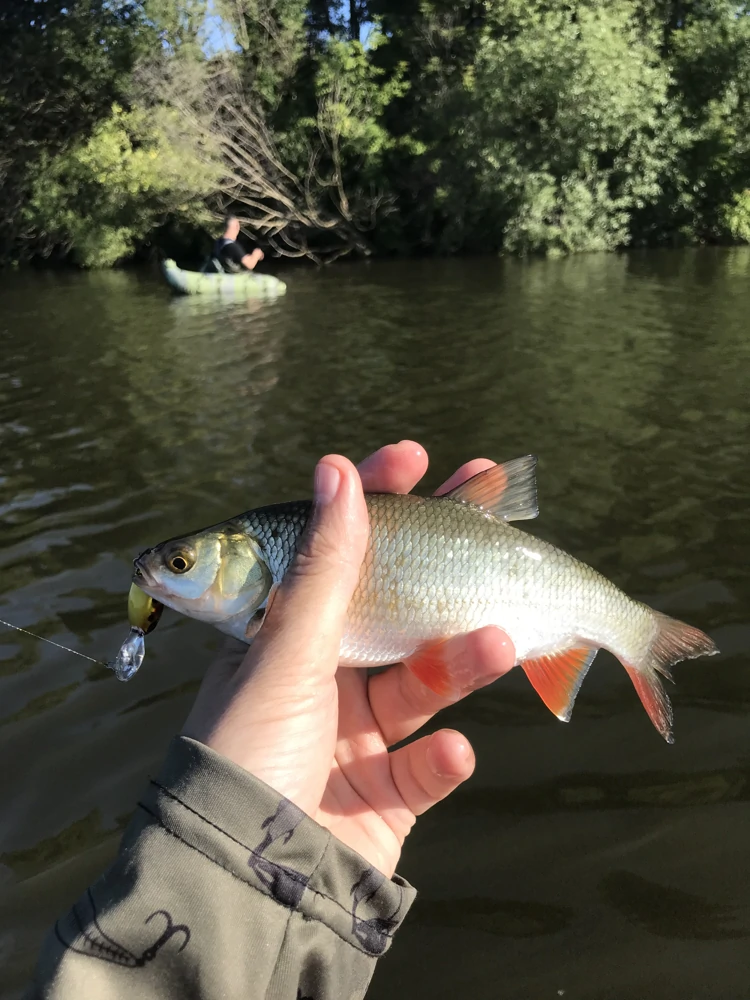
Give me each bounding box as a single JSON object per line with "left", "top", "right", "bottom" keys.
{"left": 0, "top": 616, "right": 109, "bottom": 666}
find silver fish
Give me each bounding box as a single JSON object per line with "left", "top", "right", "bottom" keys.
{"left": 132, "top": 457, "right": 718, "bottom": 741}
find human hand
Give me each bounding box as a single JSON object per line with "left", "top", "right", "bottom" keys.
{"left": 183, "top": 442, "right": 516, "bottom": 877}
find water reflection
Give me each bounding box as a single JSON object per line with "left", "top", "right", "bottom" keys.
{"left": 0, "top": 809, "right": 129, "bottom": 881}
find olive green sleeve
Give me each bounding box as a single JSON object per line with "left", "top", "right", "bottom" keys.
{"left": 27, "top": 736, "right": 416, "bottom": 1000}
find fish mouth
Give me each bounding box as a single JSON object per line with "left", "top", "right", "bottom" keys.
{"left": 132, "top": 553, "right": 157, "bottom": 589}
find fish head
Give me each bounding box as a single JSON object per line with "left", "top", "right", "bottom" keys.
{"left": 133, "top": 522, "right": 272, "bottom": 625}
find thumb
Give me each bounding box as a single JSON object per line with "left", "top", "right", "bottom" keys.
{"left": 183, "top": 456, "right": 369, "bottom": 809}
{"left": 244, "top": 454, "right": 369, "bottom": 684}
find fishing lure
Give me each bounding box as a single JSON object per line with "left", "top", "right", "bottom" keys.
{"left": 109, "top": 584, "right": 164, "bottom": 681}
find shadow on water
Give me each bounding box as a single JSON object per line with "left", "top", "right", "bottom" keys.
{"left": 438, "top": 763, "right": 750, "bottom": 817}
{"left": 600, "top": 871, "right": 749, "bottom": 941}
{"left": 1, "top": 249, "right": 749, "bottom": 999}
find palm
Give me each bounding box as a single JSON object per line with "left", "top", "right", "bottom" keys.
{"left": 318, "top": 671, "right": 410, "bottom": 877}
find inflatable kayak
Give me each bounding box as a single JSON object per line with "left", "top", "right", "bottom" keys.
{"left": 161, "top": 259, "right": 287, "bottom": 299}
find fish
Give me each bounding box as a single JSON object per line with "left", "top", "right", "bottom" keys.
{"left": 131, "top": 456, "right": 718, "bottom": 741}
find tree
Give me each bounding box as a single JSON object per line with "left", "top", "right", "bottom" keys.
{"left": 6, "top": 0, "right": 750, "bottom": 265}
{"left": 24, "top": 104, "right": 218, "bottom": 267}
{"left": 657, "top": 1, "right": 750, "bottom": 243}
{"left": 134, "top": 34, "right": 408, "bottom": 262}
{"left": 0, "top": 0, "right": 154, "bottom": 260}
{"left": 468, "top": 1, "right": 680, "bottom": 254}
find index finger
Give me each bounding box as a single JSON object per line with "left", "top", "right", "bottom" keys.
{"left": 357, "top": 440, "right": 428, "bottom": 494}
{"left": 434, "top": 458, "right": 497, "bottom": 495}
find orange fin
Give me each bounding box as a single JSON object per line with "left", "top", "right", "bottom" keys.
{"left": 622, "top": 611, "right": 718, "bottom": 743}
{"left": 625, "top": 667, "right": 674, "bottom": 744}
{"left": 521, "top": 646, "right": 598, "bottom": 722}
{"left": 403, "top": 639, "right": 458, "bottom": 699}
{"left": 446, "top": 456, "right": 538, "bottom": 521}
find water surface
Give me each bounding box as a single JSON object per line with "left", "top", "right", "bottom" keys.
{"left": 1, "top": 251, "right": 748, "bottom": 997}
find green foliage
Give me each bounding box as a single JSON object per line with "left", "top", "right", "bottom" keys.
{"left": 217, "top": 0, "right": 310, "bottom": 106}
{"left": 306, "top": 32, "right": 411, "bottom": 175}
{"left": 0, "top": 0, "right": 155, "bottom": 259}
{"left": 468, "top": 2, "right": 679, "bottom": 254}
{"left": 722, "top": 190, "right": 750, "bottom": 243}
{"left": 661, "top": 4, "right": 750, "bottom": 243}
{"left": 25, "top": 105, "right": 218, "bottom": 267}
{"left": 144, "top": 0, "right": 208, "bottom": 57}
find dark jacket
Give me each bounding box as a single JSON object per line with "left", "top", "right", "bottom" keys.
{"left": 212, "top": 237, "right": 248, "bottom": 272}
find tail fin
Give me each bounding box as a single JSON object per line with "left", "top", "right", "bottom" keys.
{"left": 625, "top": 612, "right": 718, "bottom": 744}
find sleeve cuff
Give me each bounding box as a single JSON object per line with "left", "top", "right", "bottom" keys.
{"left": 131, "top": 735, "right": 416, "bottom": 957}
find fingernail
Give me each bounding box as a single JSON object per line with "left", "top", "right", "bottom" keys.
{"left": 314, "top": 460, "right": 341, "bottom": 505}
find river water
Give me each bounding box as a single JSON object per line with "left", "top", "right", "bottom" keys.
{"left": 1, "top": 250, "right": 748, "bottom": 998}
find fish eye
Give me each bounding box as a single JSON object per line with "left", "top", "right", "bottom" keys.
{"left": 165, "top": 547, "right": 195, "bottom": 574}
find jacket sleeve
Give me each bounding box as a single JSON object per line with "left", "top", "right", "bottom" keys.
{"left": 27, "top": 736, "right": 416, "bottom": 1000}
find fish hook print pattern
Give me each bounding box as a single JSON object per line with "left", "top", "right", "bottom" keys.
{"left": 54, "top": 891, "right": 190, "bottom": 968}
{"left": 247, "top": 799, "right": 404, "bottom": 956}
{"left": 350, "top": 868, "right": 401, "bottom": 955}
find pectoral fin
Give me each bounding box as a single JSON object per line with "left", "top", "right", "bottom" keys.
{"left": 244, "top": 583, "right": 280, "bottom": 640}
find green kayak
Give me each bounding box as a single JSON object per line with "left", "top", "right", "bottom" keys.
{"left": 161, "top": 259, "right": 287, "bottom": 299}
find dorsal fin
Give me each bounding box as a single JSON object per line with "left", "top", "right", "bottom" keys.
{"left": 445, "top": 455, "right": 538, "bottom": 521}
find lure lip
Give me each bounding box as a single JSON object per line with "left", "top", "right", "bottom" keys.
{"left": 127, "top": 581, "right": 164, "bottom": 635}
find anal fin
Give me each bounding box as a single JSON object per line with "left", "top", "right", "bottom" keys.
{"left": 521, "top": 646, "right": 598, "bottom": 723}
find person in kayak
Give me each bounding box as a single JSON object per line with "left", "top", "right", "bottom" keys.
{"left": 27, "top": 442, "right": 515, "bottom": 1000}
{"left": 212, "top": 214, "right": 265, "bottom": 273}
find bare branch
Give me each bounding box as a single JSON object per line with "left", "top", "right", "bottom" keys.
{"left": 132, "top": 54, "right": 383, "bottom": 262}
